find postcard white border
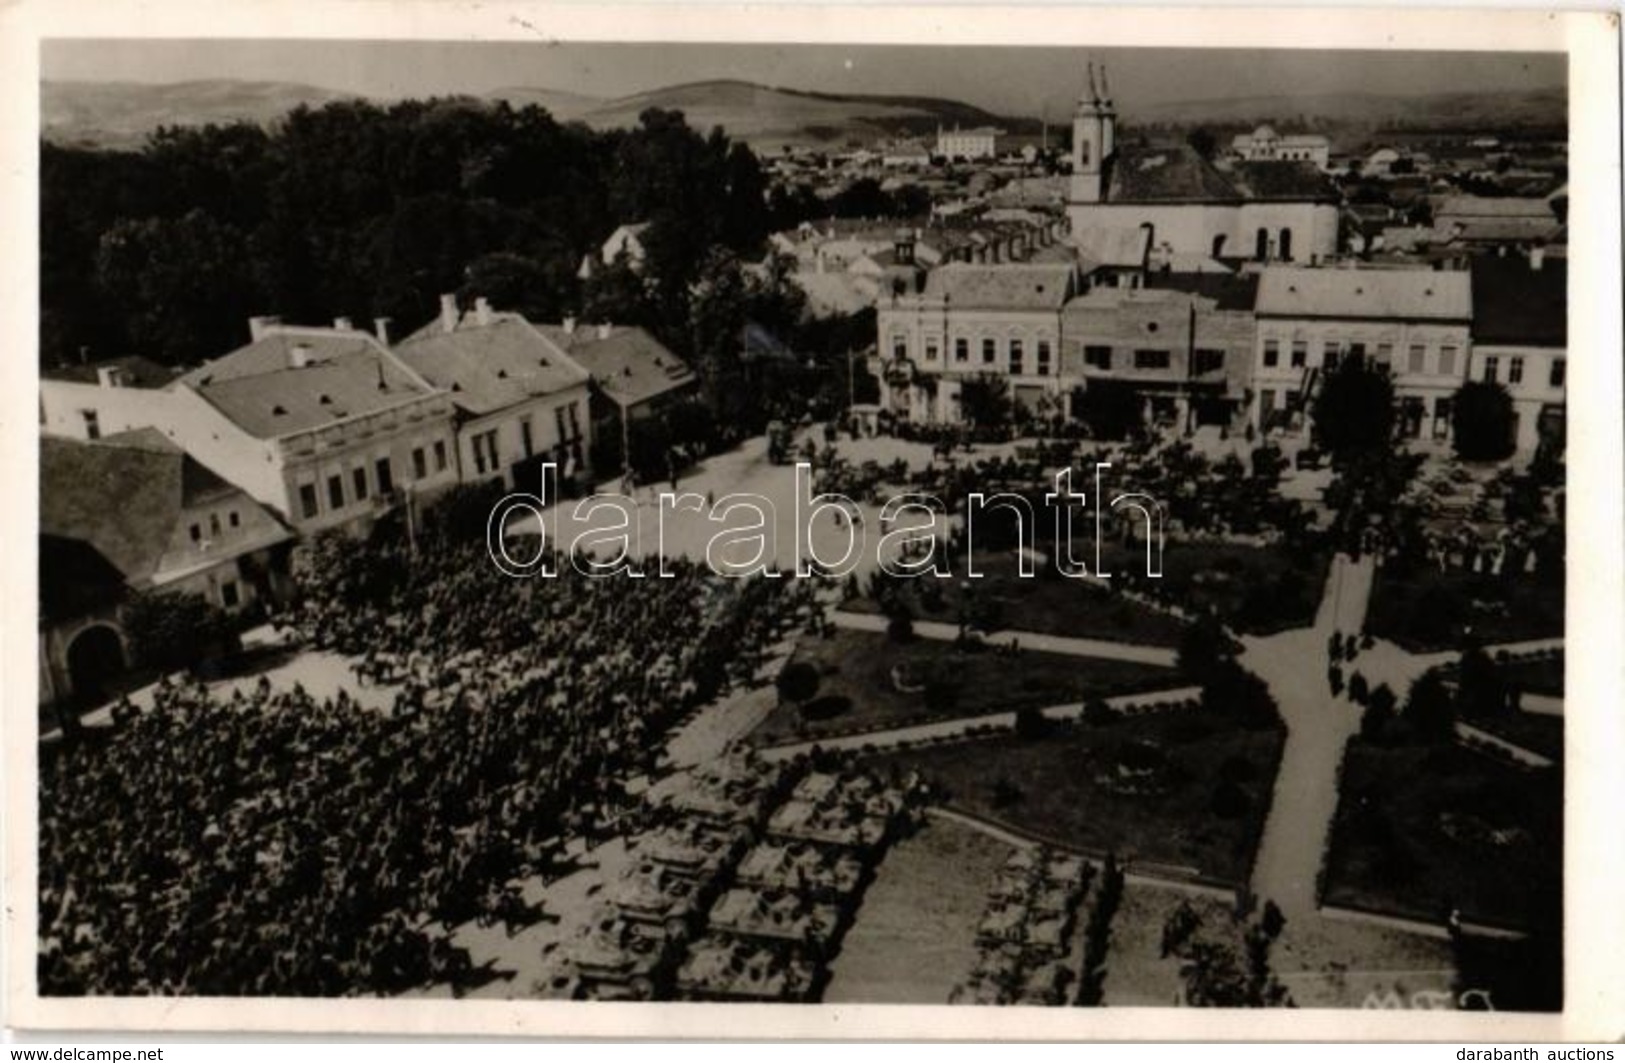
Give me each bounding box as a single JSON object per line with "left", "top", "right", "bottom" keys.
{"left": 2, "top": 0, "right": 1620, "bottom": 1041}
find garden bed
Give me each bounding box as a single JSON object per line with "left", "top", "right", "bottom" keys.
{"left": 749, "top": 628, "right": 1184, "bottom": 746}
{"left": 1364, "top": 568, "right": 1565, "bottom": 653}
{"left": 860, "top": 712, "right": 1286, "bottom": 889}
{"left": 1323, "top": 740, "right": 1562, "bottom": 931}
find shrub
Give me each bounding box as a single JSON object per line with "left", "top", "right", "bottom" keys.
{"left": 1013, "top": 706, "right": 1051, "bottom": 741}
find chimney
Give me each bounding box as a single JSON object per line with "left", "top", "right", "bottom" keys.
{"left": 439, "top": 293, "right": 459, "bottom": 334}
{"left": 96, "top": 365, "right": 126, "bottom": 389}
{"left": 248, "top": 315, "right": 282, "bottom": 343}
{"left": 475, "top": 297, "right": 492, "bottom": 326}
{"left": 289, "top": 342, "right": 313, "bottom": 369}
{"left": 597, "top": 323, "right": 613, "bottom": 340}
{"left": 1529, "top": 245, "right": 1545, "bottom": 271}
{"left": 563, "top": 315, "right": 577, "bottom": 335}
{"left": 374, "top": 317, "right": 392, "bottom": 346}
{"left": 334, "top": 316, "right": 353, "bottom": 332}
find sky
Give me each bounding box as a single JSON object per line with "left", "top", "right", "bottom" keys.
{"left": 42, "top": 40, "right": 1566, "bottom": 118}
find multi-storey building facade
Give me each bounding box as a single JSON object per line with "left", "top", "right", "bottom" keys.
{"left": 1470, "top": 250, "right": 1566, "bottom": 454}
{"left": 1251, "top": 266, "right": 1473, "bottom": 441}
{"left": 397, "top": 296, "right": 594, "bottom": 492}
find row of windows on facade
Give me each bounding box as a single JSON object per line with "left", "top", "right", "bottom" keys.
{"left": 1258, "top": 389, "right": 1462, "bottom": 440}
{"left": 890, "top": 334, "right": 1227, "bottom": 376}
{"left": 298, "top": 439, "right": 451, "bottom": 521}
{"left": 1260, "top": 338, "right": 1565, "bottom": 387}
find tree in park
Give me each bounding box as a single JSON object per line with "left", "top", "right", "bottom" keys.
{"left": 1177, "top": 612, "right": 1236, "bottom": 682}
{"left": 123, "top": 589, "right": 234, "bottom": 673}
{"left": 1199, "top": 660, "right": 1281, "bottom": 731}
{"left": 1186, "top": 128, "right": 1218, "bottom": 161}
{"left": 1361, "top": 682, "right": 1398, "bottom": 742}
{"left": 1404, "top": 669, "right": 1456, "bottom": 743}
{"left": 958, "top": 372, "right": 1013, "bottom": 431}
{"left": 775, "top": 660, "right": 821, "bottom": 713}
{"left": 1451, "top": 380, "right": 1518, "bottom": 462}
{"left": 1310, "top": 353, "right": 1396, "bottom": 460}
{"left": 1455, "top": 645, "right": 1509, "bottom": 718}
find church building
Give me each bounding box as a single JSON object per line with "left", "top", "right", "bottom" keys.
{"left": 1066, "top": 65, "right": 1341, "bottom": 266}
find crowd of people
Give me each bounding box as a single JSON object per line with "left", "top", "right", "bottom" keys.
{"left": 39, "top": 516, "right": 818, "bottom": 997}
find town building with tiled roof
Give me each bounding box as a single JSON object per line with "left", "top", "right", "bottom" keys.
{"left": 39, "top": 429, "right": 293, "bottom": 705}
{"left": 1469, "top": 249, "right": 1567, "bottom": 453}
{"left": 397, "top": 296, "right": 594, "bottom": 491}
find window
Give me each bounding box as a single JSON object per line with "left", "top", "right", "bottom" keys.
{"left": 81, "top": 409, "right": 100, "bottom": 440}
{"left": 1194, "top": 349, "right": 1225, "bottom": 375}
{"left": 375, "top": 457, "right": 394, "bottom": 496}
{"left": 189, "top": 523, "right": 202, "bottom": 543}
{"left": 892, "top": 335, "right": 908, "bottom": 360}
{"left": 924, "top": 338, "right": 940, "bottom": 363}
{"left": 228, "top": 511, "right": 240, "bottom": 529}
{"left": 1348, "top": 342, "right": 1366, "bottom": 362}
{"left": 520, "top": 417, "right": 535, "bottom": 458}
{"left": 1408, "top": 344, "right": 1426, "bottom": 374}
{"left": 954, "top": 338, "right": 969, "bottom": 364}
{"left": 1036, "top": 341, "right": 1052, "bottom": 377}
{"left": 472, "top": 430, "right": 500, "bottom": 476}
{"left": 1084, "top": 345, "right": 1112, "bottom": 370}
{"left": 982, "top": 338, "right": 997, "bottom": 365}
{"left": 434, "top": 440, "right": 448, "bottom": 471}
{"left": 1482, "top": 356, "right": 1499, "bottom": 383}
{"left": 353, "top": 467, "right": 369, "bottom": 502}
{"left": 1375, "top": 342, "right": 1394, "bottom": 367}
{"left": 1263, "top": 340, "right": 1280, "bottom": 368}
{"left": 1509, "top": 357, "right": 1525, "bottom": 385}
{"left": 327, "top": 475, "right": 345, "bottom": 511}
{"left": 221, "top": 580, "right": 241, "bottom": 609}
{"left": 1133, "top": 349, "right": 1171, "bottom": 371}
{"left": 299, "top": 483, "right": 320, "bottom": 519}
{"left": 209, "top": 513, "right": 222, "bottom": 537}
{"left": 1438, "top": 346, "right": 1458, "bottom": 376}
{"left": 410, "top": 447, "right": 426, "bottom": 480}
{"left": 1278, "top": 228, "right": 1293, "bottom": 262}
{"left": 1255, "top": 228, "right": 1269, "bottom": 261}
{"left": 1009, "top": 339, "right": 1024, "bottom": 375}
{"left": 1290, "top": 340, "right": 1307, "bottom": 369}
{"left": 554, "top": 407, "right": 568, "bottom": 447}
{"left": 1550, "top": 359, "right": 1566, "bottom": 387}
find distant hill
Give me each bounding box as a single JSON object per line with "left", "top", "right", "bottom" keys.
{"left": 42, "top": 76, "right": 1563, "bottom": 153}
{"left": 569, "top": 79, "right": 1036, "bottom": 149}
{"left": 1126, "top": 88, "right": 1566, "bottom": 133}
{"left": 42, "top": 79, "right": 359, "bottom": 149}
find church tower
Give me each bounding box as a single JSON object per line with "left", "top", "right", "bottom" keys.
{"left": 1069, "top": 62, "right": 1117, "bottom": 205}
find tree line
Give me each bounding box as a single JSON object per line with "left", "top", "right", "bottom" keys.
{"left": 40, "top": 98, "right": 883, "bottom": 413}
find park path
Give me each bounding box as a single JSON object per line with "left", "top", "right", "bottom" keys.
{"left": 756, "top": 685, "right": 1203, "bottom": 760}
{"left": 1243, "top": 554, "right": 1372, "bottom": 918}
{"left": 830, "top": 610, "right": 1179, "bottom": 666}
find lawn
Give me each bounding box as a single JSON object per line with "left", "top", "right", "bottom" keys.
{"left": 843, "top": 541, "right": 1328, "bottom": 643}
{"left": 1500, "top": 653, "right": 1565, "bottom": 698}
{"left": 862, "top": 711, "right": 1286, "bottom": 889}
{"left": 749, "top": 628, "right": 1185, "bottom": 746}
{"left": 1323, "top": 740, "right": 1562, "bottom": 931}
{"left": 843, "top": 552, "right": 1188, "bottom": 647}
{"left": 1094, "top": 541, "right": 1331, "bottom": 636}
{"left": 1364, "top": 568, "right": 1565, "bottom": 653}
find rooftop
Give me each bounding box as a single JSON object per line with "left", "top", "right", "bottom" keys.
{"left": 1471, "top": 254, "right": 1567, "bottom": 347}
{"left": 43, "top": 354, "right": 180, "bottom": 389}
{"left": 530, "top": 324, "right": 696, "bottom": 409}
{"left": 1255, "top": 266, "right": 1472, "bottom": 321}
{"left": 180, "top": 329, "right": 438, "bottom": 439}
{"left": 39, "top": 432, "right": 282, "bottom": 589}
{"left": 395, "top": 312, "right": 590, "bottom": 418}
{"left": 1104, "top": 146, "right": 1337, "bottom": 205}
{"left": 917, "top": 262, "right": 1077, "bottom": 310}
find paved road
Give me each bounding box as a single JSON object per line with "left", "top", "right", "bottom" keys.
{"left": 1243, "top": 554, "right": 1372, "bottom": 918}
{"left": 831, "top": 610, "right": 1179, "bottom": 667}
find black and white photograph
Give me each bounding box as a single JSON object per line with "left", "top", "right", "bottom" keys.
{"left": 4, "top": 1, "right": 1622, "bottom": 1042}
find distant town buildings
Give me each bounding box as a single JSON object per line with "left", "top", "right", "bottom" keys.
{"left": 1230, "top": 125, "right": 1332, "bottom": 170}
{"left": 935, "top": 125, "right": 1004, "bottom": 161}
